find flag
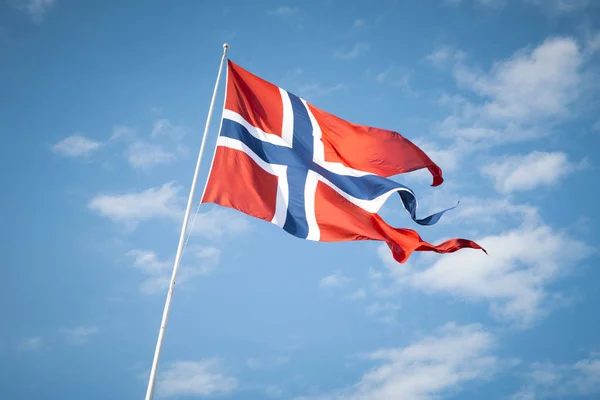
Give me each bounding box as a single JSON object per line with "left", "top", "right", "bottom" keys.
{"left": 201, "top": 60, "right": 485, "bottom": 263}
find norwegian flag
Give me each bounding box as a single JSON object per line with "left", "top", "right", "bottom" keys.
{"left": 201, "top": 60, "right": 485, "bottom": 263}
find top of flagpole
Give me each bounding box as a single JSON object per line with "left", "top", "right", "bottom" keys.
{"left": 223, "top": 43, "right": 230, "bottom": 55}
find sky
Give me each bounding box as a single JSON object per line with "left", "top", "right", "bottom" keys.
{"left": 1, "top": 0, "right": 600, "bottom": 399}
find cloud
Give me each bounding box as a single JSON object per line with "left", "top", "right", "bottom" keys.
{"left": 373, "top": 66, "right": 418, "bottom": 95}
{"left": 266, "top": 385, "right": 285, "bottom": 397}
{"left": 52, "top": 134, "right": 102, "bottom": 157}
{"left": 156, "top": 358, "right": 237, "bottom": 398}
{"left": 109, "top": 125, "right": 137, "bottom": 142}
{"left": 349, "top": 288, "right": 367, "bottom": 300}
{"left": 297, "top": 322, "right": 498, "bottom": 400}
{"left": 126, "top": 140, "right": 176, "bottom": 169}
{"left": 334, "top": 43, "right": 370, "bottom": 59}
{"left": 512, "top": 353, "right": 600, "bottom": 399}
{"left": 110, "top": 122, "right": 185, "bottom": 169}
{"left": 18, "top": 337, "right": 43, "bottom": 351}
{"left": 88, "top": 182, "right": 183, "bottom": 228}
{"left": 451, "top": 0, "right": 590, "bottom": 13}
{"left": 150, "top": 119, "right": 186, "bottom": 139}
{"left": 297, "top": 83, "right": 348, "bottom": 99}
{"left": 352, "top": 19, "right": 367, "bottom": 30}
{"left": 364, "top": 301, "right": 401, "bottom": 325}
{"left": 319, "top": 271, "right": 351, "bottom": 288}
{"left": 11, "top": 0, "right": 55, "bottom": 23}
{"left": 481, "top": 151, "right": 582, "bottom": 193}
{"left": 426, "top": 45, "right": 466, "bottom": 69}
{"left": 190, "top": 207, "right": 252, "bottom": 239}
{"left": 59, "top": 326, "right": 99, "bottom": 345}
{"left": 432, "top": 35, "right": 591, "bottom": 155}
{"left": 127, "top": 246, "right": 220, "bottom": 294}
{"left": 455, "top": 37, "right": 583, "bottom": 123}
{"left": 523, "top": 0, "right": 590, "bottom": 13}
{"left": 267, "top": 6, "right": 299, "bottom": 16}
{"left": 379, "top": 219, "right": 593, "bottom": 326}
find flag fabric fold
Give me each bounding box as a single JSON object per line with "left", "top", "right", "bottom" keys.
{"left": 201, "top": 60, "right": 485, "bottom": 263}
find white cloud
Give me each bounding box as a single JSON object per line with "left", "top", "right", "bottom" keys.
{"left": 334, "top": 43, "right": 370, "bottom": 59}
{"left": 12, "top": 0, "right": 55, "bottom": 22}
{"left": 431, "top": 36, "right": 591, "bottom": 157}
{"left": 88, "top": 182, "right": 183, "bottom": 228}
{"left": 352, "top": 19, "right": 367, "bottom": 30}
{"left": 297, "top": 322, "right": 498, "bottom": 400}
{"left": 512, "top": 353, "right": 600, "bottom": 399}
{"left": 426, "top": 45, "right": 465, "bottom": 68}
{"left": 190, "top": 207, "right": 252, "bottom": 239}
{"left": 349, "top": 288, "right": 367, "bottom": 300}
{"left": 523, "top": 0, "right": 590, "bottom": 13}
{"left": 18, "top": 337, "right": 42, "bottom": 351}
{"left": 126, "top": 140, "right": 175, "bottom": 169}
{"left": 481, "top": 151, "right": 581, "bottom": 193}
{"left": 454, "top": 37, "right": 583, "bottom": 123}
{"left": 151, "top": 119, "right": 186, "bottom": 139}
{"left": 451, "top": 197, "right": 539, "bottom": 226}
{"left": 266, "top": 385, "right": 285, "bottom": 397}
{"left": 52, "top": 134, "right": 102, "bottom": 157}
{"left": 364, "top": 301, "right": 401, "bottom": 324}
{"left": 267, "top": 6, "right": 299, "bottom": 16}
{"left": 109, "top": 125, "right": 136, "bottom": 142}
{"left": 156, "top": 358, "right": 237, "bottom": 398}
{"left": 297, "top": 83, "right": 348, "bottom": 99}
{"left": 379, "top": 221, "right": 592, "bottom": 326}
{"left": 319, "top": 271, "right": 351, "bottom": 288}
{"left": 127, "top": 246, "right": 220, "bottom": 294}
{"left": 59, "top": 326, "right": 99, "bottom": 345}
{"left": 374, "top": 66, "right": 416, "bottom": 94}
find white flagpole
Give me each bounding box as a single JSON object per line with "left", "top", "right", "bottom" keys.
{"left": 144, "top": 43, "right": 230, "bottom": 400}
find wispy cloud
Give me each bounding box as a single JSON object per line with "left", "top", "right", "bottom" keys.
{"left": 511, "top": 353, "right": 600, "bottom": 399}
{"left": 373, "top": 65, "right": 418, "bottom": 95}
{"left": 319, "top": 271, "right": 351, "bottom": 288}
{"left": 266, "top": 6, "right": 304, "bottom": 30}
{"left": 298, "top": 322, "right": 499, "bottom": 400}
{"left": 352, "top": 19, "right": 367, "bottom": 30}
{"left": 378, "top": 214, "right": 593, "bottom": 326}
{"left": 156, "top": 358, "right": 237, "bottom": 398}
{"left": 59, "top": 326, "right": 99, "bottom": 345}
{"left": 266, "top": 6, "right": 299, "bottom": 16}
{"left": 425, "top": 45, "right": 466, "bottom": 69}
{"left": 18, "top": 337, "right": 43, "bottom": 351}
{"left": 190, "top": 207, "right": 251, "bottom": 239}
{"left": 427, "top": 35, "right": 594, "bottom": 172}
{"left": 452, "top": 37, "right": 583, "bottom": 124}
{"left": 334, "top": 43, "right": 370, "bottom": 59}
{"left": 11, "top": 0, "right": 56, "bottom": 23}
{"left": 111, "top": 120, "right": 186, "bottom": 169}
{"left": 150, "top": 119, "right": 186, "bottom": 139}
{"left": 127, "top": 246, "right": 220, "bottom": 294}
{"left": 481, "top": 151, "right": 585, "bottom": 193}
{"left": 523, "top": 0, "right": 590, "bottom": 14}
{"left": 364, "top": 301, "right": 401, "bottom": 324}
{"left": 88, "top": 182, "right": 183, "bottom": 229}
{"left": 297, "top": 83, "right": 348, "bottom": 99}
{"left": 52, "top": 134, "right": 102, "bottom": 157}
{"left": 126, "top": 140, "right": 176, "bottom": 169}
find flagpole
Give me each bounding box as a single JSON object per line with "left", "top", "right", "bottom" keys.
{"left": 144, "top": 43, "right": 229, "bottom": 400}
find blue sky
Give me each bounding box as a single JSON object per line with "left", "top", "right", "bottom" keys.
{"left": 2, "top": 0, "right": 600, "bottom": 399}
